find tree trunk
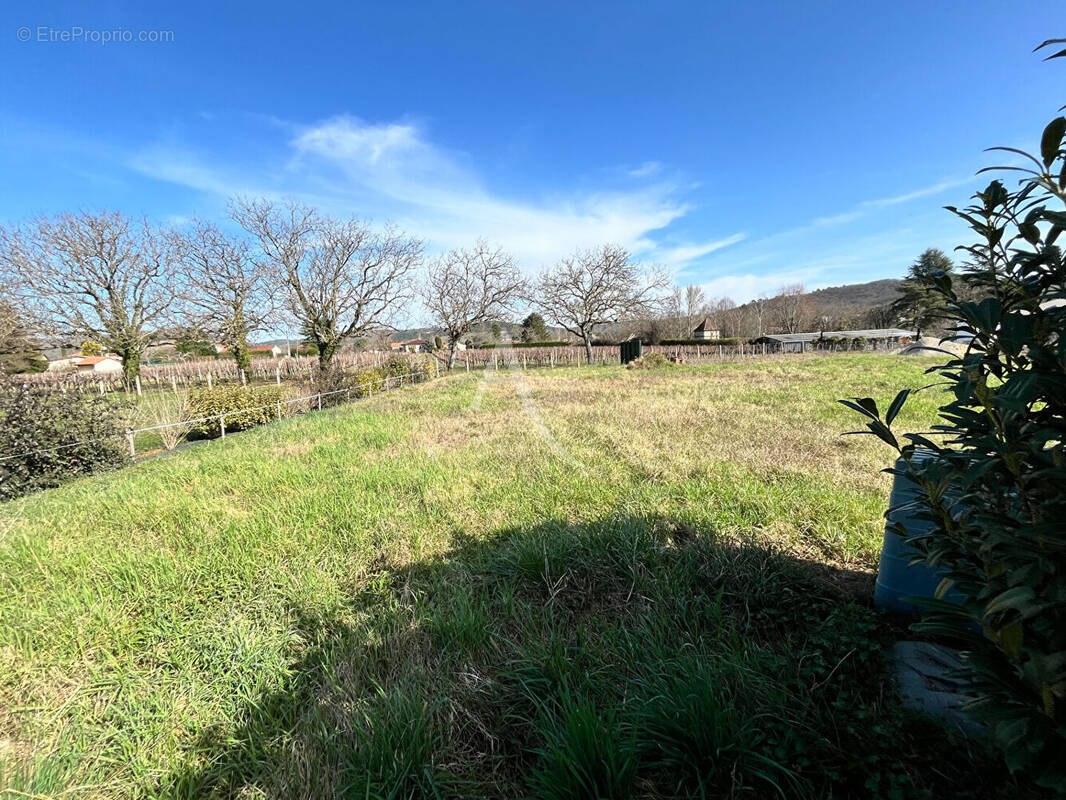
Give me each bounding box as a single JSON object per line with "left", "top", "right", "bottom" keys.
{"left": 119, "top": 348, "right": 141, "bottom": 390}
{"left": 231, "top": 335, "right": 251, "bottom": 373}
{"left": 317, "top": 340, "right": 337, "bottom": 370}
{"left": 447, "top": 341, "right": 458, "bottom": 371}
{"left": 582, "top": 336, "right": 593, "bottom": 364}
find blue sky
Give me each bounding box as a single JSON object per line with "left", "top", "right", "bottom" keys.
{"left": 1, "top": 1, "right": 1062, "bottom": 301}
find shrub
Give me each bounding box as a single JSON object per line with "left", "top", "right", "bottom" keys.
{"left": 133, "top": 391, "right": 192, "bottom": 451}
{"left": 0, "top": 381, "right": 129, "bottom": 500}
{"left": 310, "top": 366, "right": 360, "bottom": 408}
{"left": 842, "top": 46, "right": 1066, "bottom": 790}
{"left": 384, "top": 355, "right": 412, "bottom": 377}
{"left": 354, "top": 366, "right": 387, "bottom": 397}
{"left": 188, "top": 385, "right": 283, "bottom": 438}
{"left": 625, "top": 353, "right": 673, "bottom": 370}
{"left": 476, "top": 340, "right": 572, "bottom": 349}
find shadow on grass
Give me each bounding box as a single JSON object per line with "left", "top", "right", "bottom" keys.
{"left": 159, "top": 515, "right": 1025, "bottom": 800}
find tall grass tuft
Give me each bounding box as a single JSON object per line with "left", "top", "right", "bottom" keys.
{"left": 637, "top": 661, "right": 797, "bottom": 798}
{"left": 527, "top": 694, "right": 638, "bottom": 800}
{"left": 340, "top": 688, "right": 453, "bottom": 800}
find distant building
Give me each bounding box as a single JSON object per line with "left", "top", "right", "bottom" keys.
{"left": 46, "top": 354, "right": 124, "bottom": 373}
{"left": 75, "top": 355, "right": 124, "bottom": 374}
{"left": 691, "top": 317, "right": 721, "bottom": 340}
{"left": 753, "top": 328, "right": 916, "bottom": 353}
{"left": 392, "top": 338, "right": 432, "bottom": 353}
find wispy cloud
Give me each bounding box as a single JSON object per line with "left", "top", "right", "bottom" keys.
{"left": 130, "top": 115, "right": 704, "bottom": 269}
{"left": 811, "top": 176, "right": 973, "bottom": 227}
{"left": 123, "top": 113, "right": 976, "bottom": 299}
{"left": 627, "top": 160, "right": 663, "bottom": 178}
{"left": 657, "top": 233, "right": 748, "bottom": 268}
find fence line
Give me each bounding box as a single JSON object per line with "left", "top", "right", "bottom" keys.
{"left": 20, "top": 340, "right": 902, "bottom": 393}
{"left": 0, "top": 368, "right": 434, "bottom": 465}
{"left": 3, "top": 344, "right": 893, "bottom": 465}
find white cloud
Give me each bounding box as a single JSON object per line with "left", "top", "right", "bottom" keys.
{"left": 130, "top": 115, "right": 704, "bottom": 269}
{"left": 125, "top": 114, "right": 978, "bottom": 299}
{"left": 627, "top": 160, "right": 663, "bottom": 177}
{"left": 657, "top": 233, "right": 747, "bottom": 268}
{"left": 811, "top": 176, "right": 972, "bottom": 227}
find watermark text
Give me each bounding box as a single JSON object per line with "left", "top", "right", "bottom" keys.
{"left": 16, "top": 26, "right": 175, "bottom": 44}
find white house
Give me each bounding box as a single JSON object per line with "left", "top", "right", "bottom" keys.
{"left": 73, "top": 355, "right": 124, "bottom": 374}
{"left": 691, "top": 317, "right": 721, "bottom": 340}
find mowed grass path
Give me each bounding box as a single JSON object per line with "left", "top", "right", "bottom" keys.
{"left": 0, "top": 356, "right": 1023, "bottom": 798}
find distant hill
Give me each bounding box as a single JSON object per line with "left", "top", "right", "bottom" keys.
{"left": 807, "top": 278, "right": 902, "bottom": 312}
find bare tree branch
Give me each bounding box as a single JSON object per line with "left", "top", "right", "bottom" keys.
{"left": 421, "top": 240, "right": 525, "bottom": 370}
{"left": 231, "top": 198, "right": 423, "bottom": 368}
{"left": 531, "top": 244, "right": 668, "bottom": 361}
{"left": 0, "top": 211, "right": 179, "bottom": 386}
{"left": 176, "top": 220, "right": 274, "bottom": 372}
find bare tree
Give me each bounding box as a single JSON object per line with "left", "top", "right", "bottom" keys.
{"left": 0, "top": 211, "right": 179, "bottom": 387}
{"left": 177, "top": 220, "right": 273, "bottom": 373}
{"left": 769, "top": 284, "right": 814, "bottom": 334}
{"left": 666, "top": 287, "right": 687, "bottom": 339}
{"left": 665, "top": 284, "right": 709, "bottom": 339}
{"left": 231, "top": 198, "right": 423, "bottom": 369}
{"left": 750, "top": 295, "right": 769, "bottom": 338}
{"left": 532, "top": 244, "right": 668, "bottom": 362}
{"left": 685, "top": 285, "right": 708, "bottom": 332}
{"left": 421, "top": 240, "right": 525, "bottom": 370}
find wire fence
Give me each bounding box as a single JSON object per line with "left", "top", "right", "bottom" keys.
{"left": 0, "top": 367, "right": 436, "bottom": 466}
{"left": 3, "top": 342, "right": 897, "bottom": 468}
{"left": 18, "top": 339, "right": 903, "bottom": 394}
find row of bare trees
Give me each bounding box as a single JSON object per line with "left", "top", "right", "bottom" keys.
{"left": 1, "top": 196, "right": 857, "bottom": 386}
{"left": 0, "top": 201, "right": 672, "bottom": 383}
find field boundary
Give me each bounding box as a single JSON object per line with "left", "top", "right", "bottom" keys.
{"left": 0, "top": 368, "right": 436, "bottom": 466}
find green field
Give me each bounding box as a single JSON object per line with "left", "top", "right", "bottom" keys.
{"left": 0, "top": 355, "right": 1025, "bottom": 798}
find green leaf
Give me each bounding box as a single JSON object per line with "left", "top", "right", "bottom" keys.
{"left": 985, "top": 586, "right": 1036, "bottom": 616}
{"left": 1040, "top": 117, "right": 1066, "bottom": 168}
{"left": 838, "top": 397, "right": 879, "bottom": 421}
{"left": 885, "top": 389, "right": 910, "bottom": 426}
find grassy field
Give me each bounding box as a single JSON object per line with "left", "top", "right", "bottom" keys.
{"left": 0, "top": 355, "right": 1029, "bottom": 798}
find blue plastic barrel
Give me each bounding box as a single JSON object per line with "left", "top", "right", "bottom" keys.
{"left": 874, "top": 454, "right": 957, "bottom": 614}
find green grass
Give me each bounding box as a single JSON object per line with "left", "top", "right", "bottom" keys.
{"left": 0, "top": 355, "right": 1031, "bottom": 798}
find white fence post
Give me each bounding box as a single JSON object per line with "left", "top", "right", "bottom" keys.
{"left": 127, "top": 429, "right": 135, "bottom": 459}
{"left": 219, "top": 414, "right": 226, "bottom": 438}
{"left": 318, "top": 393, "right": 322, "bottom": 411}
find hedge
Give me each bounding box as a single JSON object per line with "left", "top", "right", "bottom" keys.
{"left": 659, "top": 338, "right": 742, "bottom": 346}
{"left": 0, "top": 380, "right": 129, "bottom": 500}
{"left": 472, "top": 341, "right": 572, "bottom": 349}
{"left": 188, "top": 385, "right": 285, "bottom": 438}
